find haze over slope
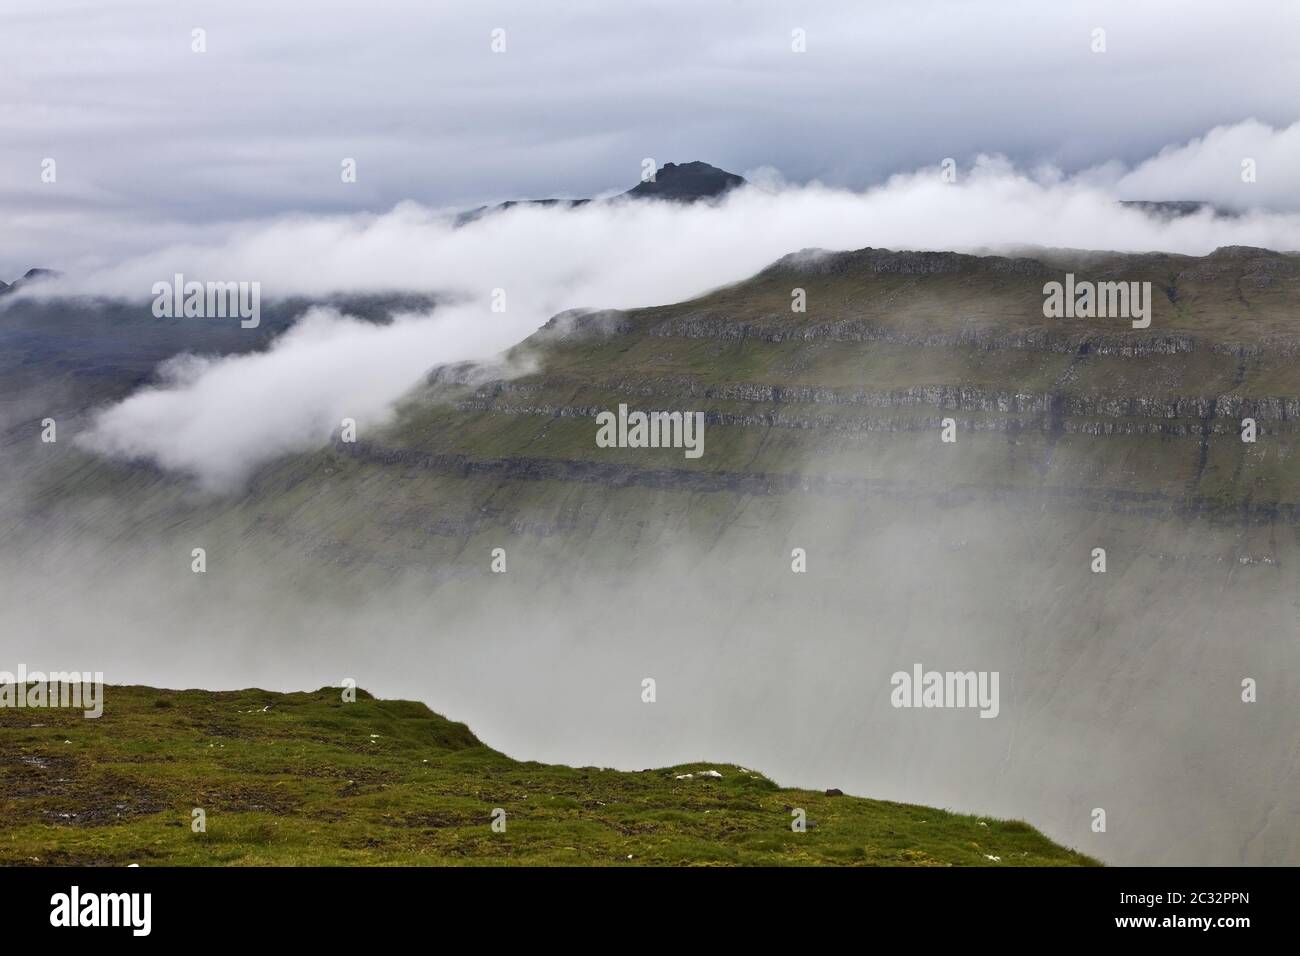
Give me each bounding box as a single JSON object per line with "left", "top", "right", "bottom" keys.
{"left": 5, "top": 239, "right": 1299, "bottom": 866}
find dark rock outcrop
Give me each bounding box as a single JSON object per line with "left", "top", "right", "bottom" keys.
{"left": 620, "top": 161, "right": 746, "bottom": 202}
{"left": 455, "top": 161, "right": 747, "bottom": 226}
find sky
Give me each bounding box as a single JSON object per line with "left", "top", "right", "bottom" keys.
{"left": 3, "top": 0, "right": 1300, "bottom": 275}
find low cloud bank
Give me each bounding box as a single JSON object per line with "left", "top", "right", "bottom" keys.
{"left": 49, "top": 120, "right": 1300, "bottom": 488}
{"left": 79, "top": 306, "right": 518, "bottom": 490}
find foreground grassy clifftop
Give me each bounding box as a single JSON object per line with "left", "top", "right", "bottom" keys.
{"left": 0, "top": 685, "right": 1095, "bottom": 866}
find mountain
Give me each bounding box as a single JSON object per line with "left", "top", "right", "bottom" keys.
{"left": 0, "top": 684, "right": 1093, "bottom": 866}
{"left": 454, "top": 161, "right": 746, "bottom": 225}
{"left": 7, "top": 242, "right": 1300, "bottom": 866}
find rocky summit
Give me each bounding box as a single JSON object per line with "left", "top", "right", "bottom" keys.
{"left": 455, "top": 161, "right": 746, "bottom": 224}
{"left": 621, "top": 161, "right": 747, "bottom": 201}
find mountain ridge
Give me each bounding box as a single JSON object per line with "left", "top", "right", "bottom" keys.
{"left": 454, "top": 160, "right": 747, "bottom": 225}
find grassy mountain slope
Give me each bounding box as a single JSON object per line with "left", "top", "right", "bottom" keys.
{"left": 367, "top": 244, "right": 1300, "bottom": 515}
{"left": 0, "top": 685, "right": 1094, "bottom": 866}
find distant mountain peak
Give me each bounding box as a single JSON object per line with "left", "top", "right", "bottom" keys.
{"left": 622, "top": 161, "right": 746, "bottom": 201}
{"left": 456, "top": 161, "right": 747, "bottom": 226}
{"left": 0, "top": 267, "right": 59, "bottom": 295}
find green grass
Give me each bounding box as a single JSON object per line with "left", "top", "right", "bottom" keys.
{"left": 0, "top": 685, "right": 1096, "bottom": 867}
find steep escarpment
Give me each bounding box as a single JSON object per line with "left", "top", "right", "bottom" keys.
{"left": 349, "top": 245, "right": 1300, "bottom": 519}
{"left": 13, "top": 243, "right": 1300, "bottom": 868}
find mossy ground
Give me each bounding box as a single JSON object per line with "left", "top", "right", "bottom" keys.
{"left": 0, "top": 685, "right": 1096, "bottom": 866}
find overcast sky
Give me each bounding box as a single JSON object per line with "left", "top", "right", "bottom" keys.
{"left": 3, "top": 0, "right": 1299, "bottom": 275}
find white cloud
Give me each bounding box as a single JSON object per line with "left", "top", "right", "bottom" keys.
{"left": 80, "top": 306, "right": 514, "bottom": 490}
{"left": 1112, "top": 118, "right": 1300, "bottom": 208}
{"left": 3, "top": 0, "right": 1299, "bottom": 276}
{"left": 70, "top": 120, "right": 1300, "bottom": 489}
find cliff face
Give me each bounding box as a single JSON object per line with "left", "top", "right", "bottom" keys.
{"left": 370, "top": 244, "right": 1300, "bottom": 521}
